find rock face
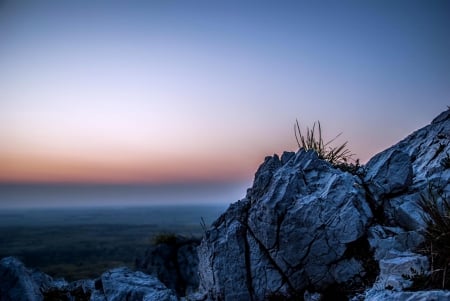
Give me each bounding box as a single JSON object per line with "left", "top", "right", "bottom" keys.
{"left": 198, "top": 150, "right": 373, "bottom": 299}
{"left": 196, "top": 108, "right": 450, "bottom": 300}
{"left": 136, "top": 236, "right": 200, "bottom": 296}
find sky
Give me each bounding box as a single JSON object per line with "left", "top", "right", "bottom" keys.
{"left": 0, "top": 0, "right": 449, "bottom": 187}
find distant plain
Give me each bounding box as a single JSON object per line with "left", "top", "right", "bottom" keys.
{"left": 0, "top": 205, "right": 226, "bottom": 280}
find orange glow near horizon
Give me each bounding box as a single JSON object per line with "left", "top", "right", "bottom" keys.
{"left": 0, "top": 148, "right": 384, "bottom": 185}
{"left": 0, "top": 150, "right": 262, "bottom": 185}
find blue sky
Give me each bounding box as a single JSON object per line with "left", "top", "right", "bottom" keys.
{"left": 0, "top": 0, "right": 449, "bottom": 185}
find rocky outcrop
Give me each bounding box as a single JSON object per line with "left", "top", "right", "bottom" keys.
{"left": 136, "top": 236, "right": 200, "bottom": 296}
{"left": 196, "top": 108, "right": 450, "bottom": 300}
{"left": 198, "top": 150, "right": 373, "bottom": 299}
{"left": 0, "top": 257, "right": 178, "bottom": 301}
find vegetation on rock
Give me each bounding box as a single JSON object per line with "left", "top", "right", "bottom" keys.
{"left": 417, "top": 185, "right": 450, "bottom": 289}
{"left": 294, "top": 120, "right": 354, "bottom": 165}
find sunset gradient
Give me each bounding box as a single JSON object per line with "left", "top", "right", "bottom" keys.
{"left": 1, "top": 0, "right": 449, "bottom": 185}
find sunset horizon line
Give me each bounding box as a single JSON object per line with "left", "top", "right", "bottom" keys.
{"left": 0, "top": 178, "right": 251, "bottom": 186}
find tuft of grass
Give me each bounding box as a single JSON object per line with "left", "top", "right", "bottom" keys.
{"left": 417, "top": 186, "right": 450, "bottom": 289}
{"left": 294, "top": 120, "right": 353, "bottom": 165}
{"left": 200, "top": 217, "right": 208, "bottom": 235}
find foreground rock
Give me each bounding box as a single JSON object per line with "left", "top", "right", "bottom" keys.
{"left": 0, "top": 257, "right": 178, "bottom": 301}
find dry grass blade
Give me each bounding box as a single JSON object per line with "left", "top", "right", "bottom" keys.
{"left": 417, "top": 186, "right": 450, "bottom": 289}
{"left": 294, "top": 119, "right": 353, "bottom": 165}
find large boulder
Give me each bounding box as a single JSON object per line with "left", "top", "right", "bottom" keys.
{"left": 363, "top": 149, "right": 413, "bottom": 206}
{"left": 198, "top": 150, "right": 373, "bottom": 300}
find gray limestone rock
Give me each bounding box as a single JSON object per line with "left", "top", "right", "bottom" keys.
{"left": 368, "top": 225, "right": 424, "bottom": 261}
{"left": 98, "top": 267, "right": 178, "bottom": 301}
{"left": 358, "top": 110, "right": 450, "bottom": 297}
{"left": 377, "top": 252, "right": 429, "bottom": 291}
{"left": 198, "top": 150, "right": 373, "bottom": 299}
{"left": 197, "top": 200, "right": 252, "bottom": 301}
{"left": 364, "top": 149, "right": 413, "bottom": 206}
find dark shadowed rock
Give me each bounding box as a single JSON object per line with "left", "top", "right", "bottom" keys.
{"left": 41, "top": 279, "right": 94, "bottom": 301}
{"left": 136, "top": 236, "right": 200, "bottom": 296}
{"left": 0, "top": 257, "right": 46, "bottom": 301}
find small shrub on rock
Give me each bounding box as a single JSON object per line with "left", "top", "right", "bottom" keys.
{"left": 294, "top": 120, "right": 354, "bottom": 166}
{"left": 417, "top": 186, "right": 450, "bottom": 289}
